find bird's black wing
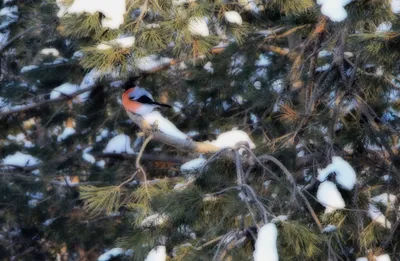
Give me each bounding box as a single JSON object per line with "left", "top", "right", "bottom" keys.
{"left": 133, "top": 95, "right": 172, "bottom": 108}
{"left": 132, "top": 95, "right": 154, "bottom": 104}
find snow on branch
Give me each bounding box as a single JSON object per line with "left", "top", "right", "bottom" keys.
{"left": 126, "top": 111, "right": 220, "bottom": 154}
{"left": 0, "top": 85, "right": 98, "bottom": 118}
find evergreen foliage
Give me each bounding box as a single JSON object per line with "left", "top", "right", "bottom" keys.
{"left": 1, "top": 0, "right": 400, "bottom": 260}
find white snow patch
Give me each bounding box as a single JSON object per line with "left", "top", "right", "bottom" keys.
{"left": 382, "top": 175, "right": 391, "bottom": 182}
{"left": 82, "top": 153, "right": 95, "bottom": 164}
{"left": 26, "top": 192, "right": 44, "bottom": 200}
{"left": 0, "top": 30, "right": 10, "bottom": 47}
{"left": 31, "top": 169, "right": 40, "bottom": 176}
{"left": 97, "top": 36, "right": 135, "bottom": 50}
{"left": 253, "top": 81, "right": 261, "bottom": 89}
{"left": 319, "top": 0, "right": 350, "bottom": 22}
{"left": 188, "top": 17, "right": 209, "bottom": 37}
{"left": 203, "top": 61, "right": 214, "bottom": 73}
{"left": 232, "top": 95, "right": 244, "bottom": 105}
{"left": 145, "top": 246, "right": 167, "bottom": 261}
{"left": 317, "top": 156, "right": 356, "bottom": 190}
{"left": 98, "top": 248, "right": 125, "bottom": 261}
{"left": 377, "top": 22, "right": 392, "bottom": 32}
{"left": 239, "top": 0, "right": 259, "bottom": 13}
{"left": 224, "top": 11, "right": 242, "bottom": 25}
{"left": 253, "top": 223, "right": 278, "bottom": 261}
{"left": 103, "top": 134, "right": 134, "bottom": 154}
{"left": 256, "top": 54, "right": 270, "bottom": 67}
{"left": 50, "top": 83, "right": 79, "bottom": 100}
{"left": 173, "top": 102, "right": 183, "bottom": 113}
{"left": 96, "top": 160, "right": 106, "bottom": 168}
{"left": 186, "top": 131, "right": 200, "bottom": 137}
{"left": 0, "top": 6, "right": 18, "bottom": 19}
{"left": 318, "top": 50, "right": 332, "bottom": 57}
{"left": 40, "top": 48, "right": 60, "bottom": 56}
{"left": 376, "top": 254, "right": 391, "bottom": 261}
{"left": 57, "top": 127, "right": 76, "bottom": 141}
{"left": 211, "top": 130, "right": 256, "bottom": 149}
{"left": 72, "top": 51, "right": 84, "bottom": 59}
{"left": 367, "top": 203, "right": 391, "bottom": 229}
{"left": 250, "top": 113, "right": 258, "bottom": 125}
{"left": 271, "top": 79, "right": 284, "bottom": 93}
{"left": 143, "top": 111, "right": 188, "bottom": 140}
{"left": 43, "top": 218, "right": 58, "bottom": 226}
{"left": 2, "top": 152, "right": 40, "bottom": 167}
{"left": 392, "top": 0, "right": 400, "bottom": 13}
{"left": 222, "top": 101, "right": 231, "bottom": 111}
{"left": 64, "top": 0, "right": 126, "bottom": 29}
{"left": 141, "top": 213, "right": 168, "bottom": 227}
{"left": 371, "top": 193, "right": 397, "bottom": 209}
{"left": 322, "top": 224, "right": 337, "bottom": 233}
{"left": 181, "top": 158, "right": 206, "bottom": 172}
{"left": 316, "top": 63, "right": 331, "bottom": 72}
{"left": 28, "top": 199, "right": 39, "bottom": 208}
{"left": 20, "top": 65, "right": 38, "bottom": 73}
{"left": 135, "top": 55, "right": 171, "bottom": 72}
{"left": 317, "top": 181, "right": 346, "bottom": 214}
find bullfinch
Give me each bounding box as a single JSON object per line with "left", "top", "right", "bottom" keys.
{"left": 122, "top": 86, "right": 172, "bottom": 116}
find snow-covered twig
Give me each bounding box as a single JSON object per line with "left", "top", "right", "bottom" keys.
{"left": 0, "top": 86, "right": 99, "bottom": 118}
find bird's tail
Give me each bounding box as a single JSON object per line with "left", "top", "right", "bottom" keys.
{"left": 153, "top": 102, "right": 172, "bottom": 108}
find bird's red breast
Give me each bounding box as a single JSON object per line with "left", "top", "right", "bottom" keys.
{"left": 122, "top": 87, "right": 141, "bottom": 113}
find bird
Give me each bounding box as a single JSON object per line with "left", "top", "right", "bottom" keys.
{"left": 122, "top": 85, "right": 172, "bottom": 116}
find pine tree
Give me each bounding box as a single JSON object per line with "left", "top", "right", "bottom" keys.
{"left": 1, "top": 0, "right": 400, "bottom": 260}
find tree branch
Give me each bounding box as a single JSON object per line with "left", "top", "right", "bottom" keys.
{"left": 0, "top": 86, "right": 98, "bottom": 118}
{"left": 125, "top": 111, "right": 220, "bottom": 154}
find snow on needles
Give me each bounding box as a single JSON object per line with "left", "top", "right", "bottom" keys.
{"left": 188, "top": 17, "right": 209, "bottom": 37}
{"left": 253, "top": 223, "right": 279, "bottom": 261}
{"left": 97, "top": 36, "right": 135, "bottom": 50}
{"left": 224, "top": 11, "right": 242, "bottom": 25}
{"left": 143, "top": 111, "right": 188, "bottom": 140}
{"left": 211, "top": 130, "right": 256, "bottom": 149}
{"left": 145, "top": 246, "right": 167, "bottom": 261}
{"left": 317, "top": 156, "right": 356, "bottom": 190}
{"left": 2, "top": 152, "right": 40, "bottom": 167}
{"left": 317, "top": 181, "right": 346, "bottom": 214}
{"left": 40, "top": 48, "right": 60, "bottom": 56}
{"left": 62, "top": 0, "right": 126, "bottom": 29}
{"left": 103, "top": 134, "right": 134, "bottom": 154}
{"left": 317, "top": 0, "right": 352, "bottom": 22}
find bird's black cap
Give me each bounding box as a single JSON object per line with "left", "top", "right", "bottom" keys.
{"left": 122, "top": 76, "right": 141, "bottom": 91}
